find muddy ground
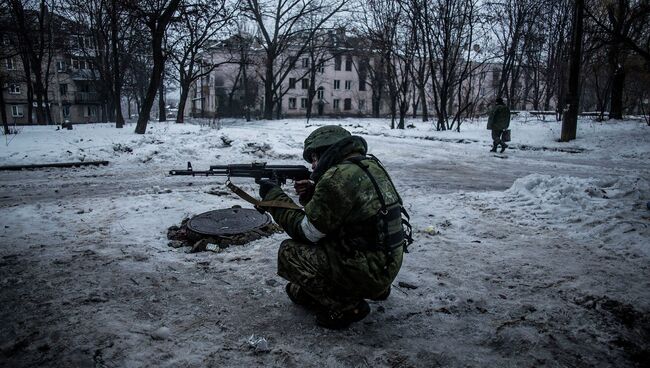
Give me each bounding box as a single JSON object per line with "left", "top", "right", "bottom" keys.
{"left": 1, "top": 127, "right": 649, "bottom": 368}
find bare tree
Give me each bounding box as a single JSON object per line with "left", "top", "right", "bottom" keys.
{"left": 243, "top": 0, "right": 345, "bottom": 120}
{"left": 62, "top": 0, "right": 138, "bottom": 127}
{"left": 303, "top": 27, "right": 340, "bottom": 120}
{"left": 8, "top": 0, "right": 63, "bottom": 124}
{"left": 0, "top": 0, "right": 17, "bottom": 133}
{"left": 357, "top": 0, "right": 402, "bottom": 127}
{"left": 585, "top": 0, "right": 650, "bottom": 119}
{"left": 168, "top": 0, "right": 236, "bottom": 124}
{"left": 484, "top": 0, "right": 544, "bottom": 108}
{"left": 417, "top": 0, "right": 480, "bottom": 130}
{"left": 222, "top": 20, "right": 260, "bottom": 121}
{"left": 122, "top": 0, "right": 181, "bottom": 134}
{"left": 561, "top": 0, "right": 584, "bottom": 142}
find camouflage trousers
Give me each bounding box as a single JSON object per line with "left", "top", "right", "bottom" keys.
{"left": 277, "top": 239, "right": 360, "bottom": 309}
{"left": 491, "top": 129, "right": 506, "bottom": 147}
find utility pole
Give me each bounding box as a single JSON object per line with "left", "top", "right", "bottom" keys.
{"left": 561, "top": 0, "right": 584, "bottom": 142}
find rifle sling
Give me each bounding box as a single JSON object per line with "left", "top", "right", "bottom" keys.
{"left": 226, "top": 180, "right": 303, "bottom": 210}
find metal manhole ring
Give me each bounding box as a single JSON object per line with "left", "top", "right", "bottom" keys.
{"left": 186, "top": 208, "right": 272, "bottom": 237}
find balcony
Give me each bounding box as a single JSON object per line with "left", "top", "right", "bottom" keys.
{"left": 74, "top": 92, "right": 101, "bottom": 104}
{"left": 71, "top": 69, "right": 99, "bottom": 81}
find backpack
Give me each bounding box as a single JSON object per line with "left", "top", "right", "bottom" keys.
{"left": 346, "top": 155, "right": 414, "bottom": 253}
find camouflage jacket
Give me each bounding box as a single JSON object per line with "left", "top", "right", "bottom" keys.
{"left": 263, "top": 136, "right": 404, "bottom": 296}
{"left": 487, "top": 104, "right": 511, "bottom": 131}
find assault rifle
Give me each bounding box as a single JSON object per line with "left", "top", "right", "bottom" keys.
{"left": 169, "top": 162, "right": 311, "bottom": 185}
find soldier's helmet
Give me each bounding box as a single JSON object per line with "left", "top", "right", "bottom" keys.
{"left": 302, "top": 125, "right": 351, "bottom": 162}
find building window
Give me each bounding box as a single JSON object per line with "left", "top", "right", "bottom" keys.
{"left": 59, "top": 83, "right": 68, "bottom": 96}
{"left": 72, "top": 58, "right": 86, "bottom": 70}
{"left": 11, "top": 105, "right": 24, "bottom": 117}
{"left": 9, "top": 83, "right": 20, "bottom": 94}
{"left": 344, "top": 98, "right": 352, "bottom": 110}
{"left": 63, "top": 105, "right": 70, "bottom": 118}
{"left": 345, "top": 56, "right": 352, "bottom": 71}
{"left": 333, "top": 99, "right": 340, "bottom": 110}
{"left": 5, "top": 58, "right": 15, "bottom": 70}
{"left": 317, "top": 86, "right": 324, "bottom": 100}
{"left": 492, "top": 69, "right": 501, "bottom": 87}
{"left": 345, "top": 80, "right": 351, "bottom": 90}
{"left": 288, "top": 98, "right": 297, "bottom": 109}
{"left": 56, "top": 60, "right": 66, "bottom": 72}
{"left": 301, "top": 79, "right": 309, "bottom": 89}
{"left": 334, "top": 55, "right": 341, "bottom": 71}
{"left": 317, "top": 59, "right": 324, "bottom": 73}
{"left": 359, "top": 99, "right": 366, "bottom": 110}
{"left": 300, "top": 98, "right": 308, "bottom": 109}
{"left": 333, "top": 80, "right": 340, "bottom": 90}
{"left": 85, "top": 105, "right": 97, "bottom": 117}
{"left": 302, "top": 58, "right": 309, "bottom": 68}
{"left": 289, "top": 78, "right": 296, "bottom": 89}
{"left": 76, "top": 35, "right": 95, "bottom": 51}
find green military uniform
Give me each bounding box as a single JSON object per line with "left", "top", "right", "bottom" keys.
{"left": 487, "top": 102, "right": 511, "bottom": 151}
{"left": 262, "top": 126, "right": 405, "bottom": 312}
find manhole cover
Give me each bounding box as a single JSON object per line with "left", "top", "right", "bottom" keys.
{"left": 187, "top": 208, "right": 272, "bottom": 236}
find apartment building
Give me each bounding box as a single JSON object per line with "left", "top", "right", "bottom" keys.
{"left": 186, "top": 32, "right": 387, "bottom": 119}
{"left": 1, "top": 33, "right": 102, "bottom": 125}
{"left": 187, "top": 30, "right": 558, "bottom": 120}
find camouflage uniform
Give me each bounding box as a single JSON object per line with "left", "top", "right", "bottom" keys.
{"left": 262, "top": 126, "right": 404, "bottom": 311}
{"left": 487, "top": 102, "right": 511, "bottom": 150}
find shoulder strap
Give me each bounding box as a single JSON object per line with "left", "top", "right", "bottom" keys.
{"left": 363, "top": 155, "right": 413, "bottom": 247}
{"left": 346, "top": 156, "right": 387, "bottom": 213}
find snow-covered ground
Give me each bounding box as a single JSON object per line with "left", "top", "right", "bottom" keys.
{"left": 1, "top": 116, "right": 648, "bottom": 367}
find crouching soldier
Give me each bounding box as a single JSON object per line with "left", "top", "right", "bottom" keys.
{"left": 257, "top": 125, "right": 412, "bottom": 329}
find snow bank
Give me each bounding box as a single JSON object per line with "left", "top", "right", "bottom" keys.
{"left": 499, "top": 174, "right": 650, "bottom": 256}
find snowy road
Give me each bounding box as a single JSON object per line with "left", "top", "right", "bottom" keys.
{"left": 1, "top": 119, "right": 649, "bottom": 368}
{"left": 0, "top": 145, "right": 640, "bottom": 206}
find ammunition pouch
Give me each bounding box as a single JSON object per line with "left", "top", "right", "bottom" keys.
{"left": 346, "top": 156, "right": 413, "bottom": 254}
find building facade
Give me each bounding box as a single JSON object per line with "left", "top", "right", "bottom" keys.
{"left": 186, "top": 31, "right": 558, "bottom": 120}
{"left": 1, "top": 20, "right": 104, "bottom": 127}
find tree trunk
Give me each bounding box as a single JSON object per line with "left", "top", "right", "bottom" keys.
{"left": 608, "top": 51, "right": 625, "bottom": 119}
{"left": 263, "top": 55, "right": 275, "bottom": 120}
{"left": 135, "top": 0, "right": 181, "bottom": 134}
{"left": 136, "top": 31, "right": 165, "bottom": 133}
{"left": 242, "top": 61, "right": 251, "bottom": 122}
{"left": 33, "top": 77, "right": 47, "bottom": 124}
{"left": 561, "top": 0, "right": 583, "bottom": 142}
{"left": 127, "top": 96, "right": 132, "bottom": 119}
{"left": 176, "top": 82, "right": 190, "bottom": 124}
{"left": 111, "top": 0, "right": 124, "bottom": 128}
{"left": 158, "top": 73, "right": 166, "bottom": 122}
{"left": 0, "top": 77, "right": 9, "bottom": 134}
{"left": 421, "top": 86, "right": 429, "bottom": 122}
{"left": 26, "top": 75, "right": 34, "bottom": 124}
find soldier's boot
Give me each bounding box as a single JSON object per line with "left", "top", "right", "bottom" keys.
{"left": 316, "top": 300, "right": 370, "bottom": 330}
{"left": 369, "top": 285, "right": 391, "bottom": 301}
{"left": 490, "top": 144, "right": 498, "bottom": 153}
{"left": 500, "top": 143, "right": 508, "bottom": 153}
{"left": 285, "top": 283, "right": 320, "bottom": 309}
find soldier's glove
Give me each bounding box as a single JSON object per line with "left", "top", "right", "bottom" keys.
{"left": 294, "top": 180, "right": 315, "bottom": 205}
{"left": 258, "top": 179, "right": 279, "bottom": 199}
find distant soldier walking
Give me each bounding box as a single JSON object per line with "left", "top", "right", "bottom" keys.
{"left": 487, "top": 97, "right": 511, "bottom": 153}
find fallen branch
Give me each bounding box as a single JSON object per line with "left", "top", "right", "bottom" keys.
{"left": 0, "top": 161, "right": 109, "bottom": 171}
